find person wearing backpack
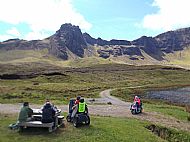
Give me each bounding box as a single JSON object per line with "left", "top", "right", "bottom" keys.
{"left": 41, "top": 101, "right": 56, "bottom": 123}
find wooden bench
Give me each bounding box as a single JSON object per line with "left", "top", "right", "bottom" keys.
{"left": 18, "top": 121, "right": 54, "bottom": 132}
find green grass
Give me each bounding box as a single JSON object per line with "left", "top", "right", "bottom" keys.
{"left": 145, "top": 124, "right": 190, "bottom": 142}
{"left": 66, "top": 57, "right": 113, "bottom": 67}
{"left": 165, "top": 46, "right": 190, "bottom": 68}
{"left": 1, "top": 50, "right": 190, "bottom": 141}
{"left": 0, "top": 77, "right": 104, "bottom": 104}
{"left": 144, "top": 103, "right": 189, "bottom": 121}
{"left": 0, "top": 49, "right": 59, "bottom": 63}
{"left": 0, "top": 61, "right": 190, "bottom": 141}
{"left": 1, "top": 64, "right": 190, "bottom": 104}
{"left": 0, "top": 114, "right": 166, "bottom": 142}
{"left": 0, "top": 50, "right": 44, "bottom": 62}
{"left": 1, "top": 114, "right": 190, "bottom": 142}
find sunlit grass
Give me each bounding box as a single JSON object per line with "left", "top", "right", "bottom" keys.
{"left": 144, "top": 103, "right": 189, "bottom": 121}
{"left": 0, "top": 114, "right": 166, "bottom": 142}
{"left": 1, "top": 64, "right": 190, "bottom": 104}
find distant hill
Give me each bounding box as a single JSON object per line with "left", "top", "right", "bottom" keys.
{"left": 0, "top": 23, "right": 190, "bottom": 68}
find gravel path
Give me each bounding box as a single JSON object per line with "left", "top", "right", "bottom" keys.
{"left": 0, "top": 89, "right": 190, "bottom": 132}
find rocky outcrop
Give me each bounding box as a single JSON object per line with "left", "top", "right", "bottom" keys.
{"left": 83, "top": 33, "right": 97, "bottom": 45}
{"left": 97, "top": 49, "right": 110, "bottom": 58}
{"left": 0, "top": 24, "right": 88, "bottom": 60}
{"left": 121, "top": 46, "right": 142, "bottom": 56}
{"left": 132, "top": 36, "right": 163, "bottom": 60}
{"left": 83, "top": 33, "right": 131, "bottom": 46}
{"left": 49, "top": 23, "right": 87, "bottom": 60}
{"left": 110, "top": 39, "right": 131, "bottom": 46}
{"left": 155, "top": 27, "right": 190, "bottom": 53}
{"left": 97, "top": 45, "right": 144, "bottom": 59}
{"left": 0, "top": 39, "right": 49, "bottom": 50}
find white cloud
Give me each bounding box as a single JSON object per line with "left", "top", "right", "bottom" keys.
{"left": 25, "top": 31, "right": 50, "bottom": 40}
{"left": 0, "top": 35, "right": 14, "bottom": 41}
{"left": 0, "top": 0, "right": 92, "bottom": 40}
{"left": 143, "top": 0, "right": 190, "bottom": 31}
{"left": 0, "top": 27, "right": 21, "bottom": 41}
{"left": 6, "top": 27, "right": 21, "bottom": 37}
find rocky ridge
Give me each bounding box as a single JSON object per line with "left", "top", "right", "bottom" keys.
{"left": 0, "top": 23, "right": 190, "bottom": 61}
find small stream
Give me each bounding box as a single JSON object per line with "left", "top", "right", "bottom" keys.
{"left": 145, "top": 87, "right": 190, "bottom": 105}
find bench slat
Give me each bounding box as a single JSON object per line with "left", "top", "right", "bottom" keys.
{"left": 58, "top": 116, "right": 64, "bottom": 119}
{"left": 18, "top": 121, "right": 54, "bottom": 128}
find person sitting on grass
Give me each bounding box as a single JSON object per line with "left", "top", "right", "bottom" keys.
{"left": 18, "top": 102, "right": 33, "bottom": 123}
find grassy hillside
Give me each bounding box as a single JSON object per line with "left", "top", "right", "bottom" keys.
{"left": 1, "top": 47, "right": 190, "bottom": 69}
{"left": 0, "top": 49, "right": 114, "bottom": 68}
{"left": 164, "top": 46, "right": 190, "bottom": 69}
{"left": 0, "top": 49, "right": 70, "bottom": 67}
{"left": 0, "top": 49, "right": 50, "bottom": 62}
{"left": 2, "top": 114, "right": 190, "bottom": 142}
{"left": 0, "top": 63, "right": 190, "bottom": 104}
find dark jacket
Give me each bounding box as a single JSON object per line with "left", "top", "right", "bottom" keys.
{"left": 42, "top": 103, "right": 56, "bottom": 123}
{"left": 18, "top": 106, "right": 33, "bottom": 122}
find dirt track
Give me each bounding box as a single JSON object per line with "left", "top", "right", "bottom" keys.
{"left": 0, "top": 89, "right": 190, "bottom": 132}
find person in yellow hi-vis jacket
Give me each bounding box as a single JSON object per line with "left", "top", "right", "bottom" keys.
{"left": 78, "top": 98, "right": 88, "bottom": 113}
{"left": 71, "top": 98, "right": 88, "bottom": 118}
{"left": 71, "top": 98, "right": 90, "bottom": 127}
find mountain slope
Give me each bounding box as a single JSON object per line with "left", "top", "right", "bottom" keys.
{"left": 0, "top": 23, "right": 190, "bottom": 67}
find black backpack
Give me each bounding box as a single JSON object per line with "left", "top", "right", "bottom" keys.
{"left": 42, "top": 104, "right": 55, "bottom": 123}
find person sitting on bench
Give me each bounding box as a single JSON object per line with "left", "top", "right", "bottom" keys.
{"left": 42, "top": 101, "right": 56, "bottom": 123}
{"left": 18, "top": 102, "right": 33, "bottom": 122}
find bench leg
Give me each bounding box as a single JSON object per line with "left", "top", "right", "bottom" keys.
{"left": 48, "top": 127, "right": 53, "bottom": 132}
{"left": 19, "top": 126, "right": 24, "bottom": 132}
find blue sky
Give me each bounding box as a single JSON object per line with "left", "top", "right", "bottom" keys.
{"left": 0, "top": 0, "right": 190, "bottom": 41}
{"left": 73, "top": 0, "right": 159, "bottom": 40}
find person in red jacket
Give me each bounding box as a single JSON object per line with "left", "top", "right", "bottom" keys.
{"left": 134, "top": 96, "right": 141, "bottom": 109}
{"left": 71, "top": 96, "right": 81, "bottom": 118}
{"left": 74, "top": 96, "right": 81, "bottom": 105}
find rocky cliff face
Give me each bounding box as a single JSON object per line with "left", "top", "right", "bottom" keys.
{"left": 0, "top": 24, "right": 88, "bottom": 60}
{"left": 83, "top": 33, "right": 131, "bottom": 46}
{"left": 83, "top": 33, "right": 97, "bottom": 45}
{"left": 132, "top": 36, "right": 164, "bottom": 60}
{"left": 93, "top": 27, "right": 190, "bottom": 60}
{"left": 49, "top": 23, "right": 87, "bottom": 60}
{"left": 155, "top": 28, "right": 190, "bottom": 53}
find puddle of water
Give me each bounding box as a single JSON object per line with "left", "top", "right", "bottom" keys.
{"left": 146, "top": 87, "right": 190, "bottom": 105}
